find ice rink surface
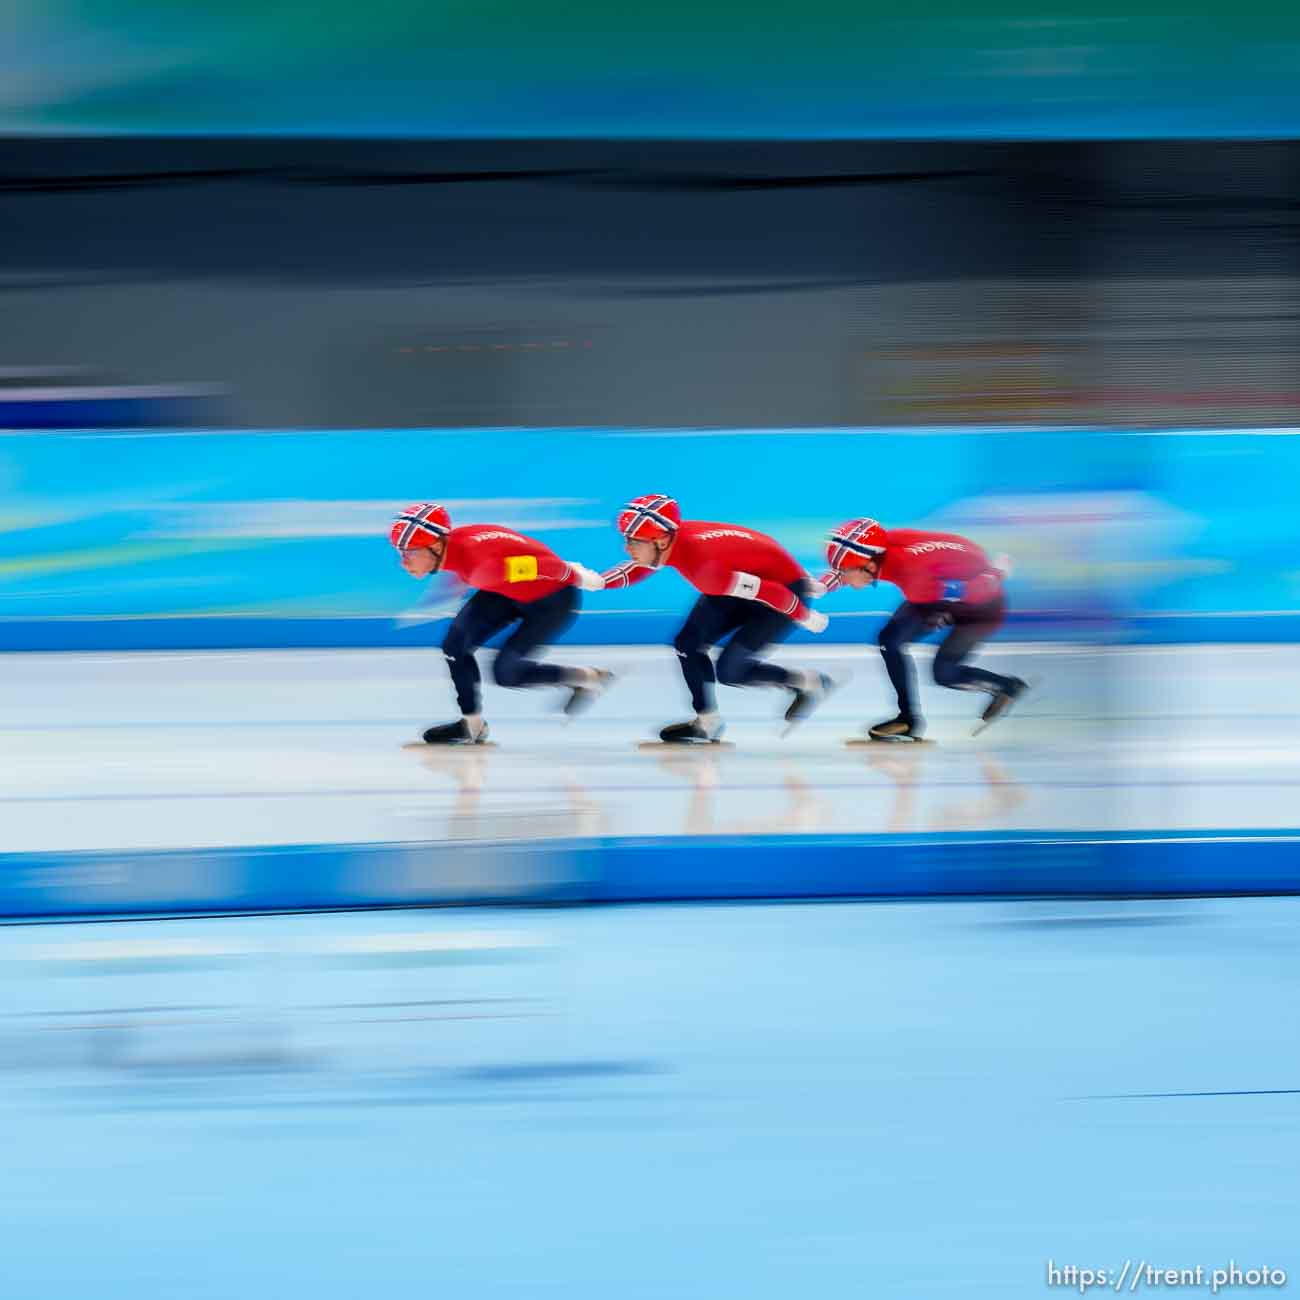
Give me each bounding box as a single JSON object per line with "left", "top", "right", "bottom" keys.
{"left": 4, "top": 645, "right": 1298, "bottom": 1295}
{"left": 3, "top": 897, "right": 1299, "bottom": 1297}
{"left": 2, "top": 643, "right": 1298, "bottom": 852}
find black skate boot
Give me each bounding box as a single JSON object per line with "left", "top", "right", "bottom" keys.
{"left": 421, "top": 719, "right": 490, "bottom": 746}
{"left": 972, "top": 677, "right": 1028, "bottom": 736}
{"left": 563, "top": 669, "right": 616, "bottom": 718}
{"left": 867, "top": 714, "right": 924, "bottom": 742}
{"left": 782, "top": 672, "right": 838, "bottom": 733}
{"left": 659, "top": 716, "right": 725, "bottom": 745}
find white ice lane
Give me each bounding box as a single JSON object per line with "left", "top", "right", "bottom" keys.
{"left": 2, "top": 645, "right": 1297, "bottom": 852}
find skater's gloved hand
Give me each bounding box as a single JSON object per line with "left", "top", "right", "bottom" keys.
{"left": 569, "top": 564, "right": 606, "bottom": 592}
{"left": 805, "top": 579, "right": 829, "bottom": 600}
{"left": 798, "top": 609, "right": 829, "bottom": 634}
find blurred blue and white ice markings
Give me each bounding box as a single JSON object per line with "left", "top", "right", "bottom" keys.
{"left": 4, "top": 898, "right": 1300, "bottom": 1297}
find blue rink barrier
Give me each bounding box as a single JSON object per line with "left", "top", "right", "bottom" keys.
{"left": 2, "top": 830, "right": 1299, "bottom": 918}
{"left": 4, "top": 426, "right": 1300, "bottom": 649}
{"left": 0, "top": 612, "right": 1137, "bottom": 652}
{"left": 7, "top": 613, "right": 1300, "bottom": 651}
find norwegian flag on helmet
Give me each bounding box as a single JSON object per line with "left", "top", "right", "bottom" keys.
{"left": 826, "top": 517, "right": 887, "bottom": 570}
{"left": 390, "top": 502, "right": 452, "bottom": 550}
{"left": 617, "top": 494, "right": 681, "bottom": 541}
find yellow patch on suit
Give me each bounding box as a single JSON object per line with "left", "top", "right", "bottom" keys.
{"left": 504, "top": 554, "right": 539, "bottom": 583}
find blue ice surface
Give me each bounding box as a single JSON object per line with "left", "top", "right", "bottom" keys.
{"left": 2, "top": 897, "right": 1298, "bottom": 1297}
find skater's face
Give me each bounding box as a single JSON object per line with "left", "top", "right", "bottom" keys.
{"left": 838, "top": 563, "right": 877, "bottom": 590}
{"left": 399, "top": 546, "right": 441, "bottom": 578}
{"left": 626, "top": 535, "right": 670, "bottom": 568}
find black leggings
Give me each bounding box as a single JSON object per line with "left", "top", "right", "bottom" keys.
{"left": 877, "top": 598, "right": 1014, "bottom": 723}
{"left": 672, "top": 584, "right": 808, "bottom": 715}
{"left": 441, "top": 586, "right": 579, "bottom": 715}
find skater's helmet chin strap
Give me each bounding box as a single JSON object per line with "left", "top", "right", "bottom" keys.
{"left": 646, "top": 535, "right": 674, "bottom": 568}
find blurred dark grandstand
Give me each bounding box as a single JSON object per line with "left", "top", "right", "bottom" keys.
{"left": 1, "top": 138, "right": 1296, "bottom": 430}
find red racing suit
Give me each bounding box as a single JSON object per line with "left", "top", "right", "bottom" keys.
{"left": 821, "top": 528, "right": 1004, "bottom": 610}
{"left": 603, "top": 520, "right": 814, "bottom": 623}
{"left": 440, "top": 524, "right": 578, "bottom": 603}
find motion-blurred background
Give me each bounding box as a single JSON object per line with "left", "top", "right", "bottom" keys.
{"left": 3, "top": 4, "right": 1300, "bottom": 1297}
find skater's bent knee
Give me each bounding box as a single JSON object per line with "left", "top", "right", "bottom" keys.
{"left": 715, "top": 648, "right": 751, "bottom": 686}
{"left": 932, "top": 656, "right": 960, "bottom": 687}
{"left": 491, "top": 651, "right": 525, "bottom": 687}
